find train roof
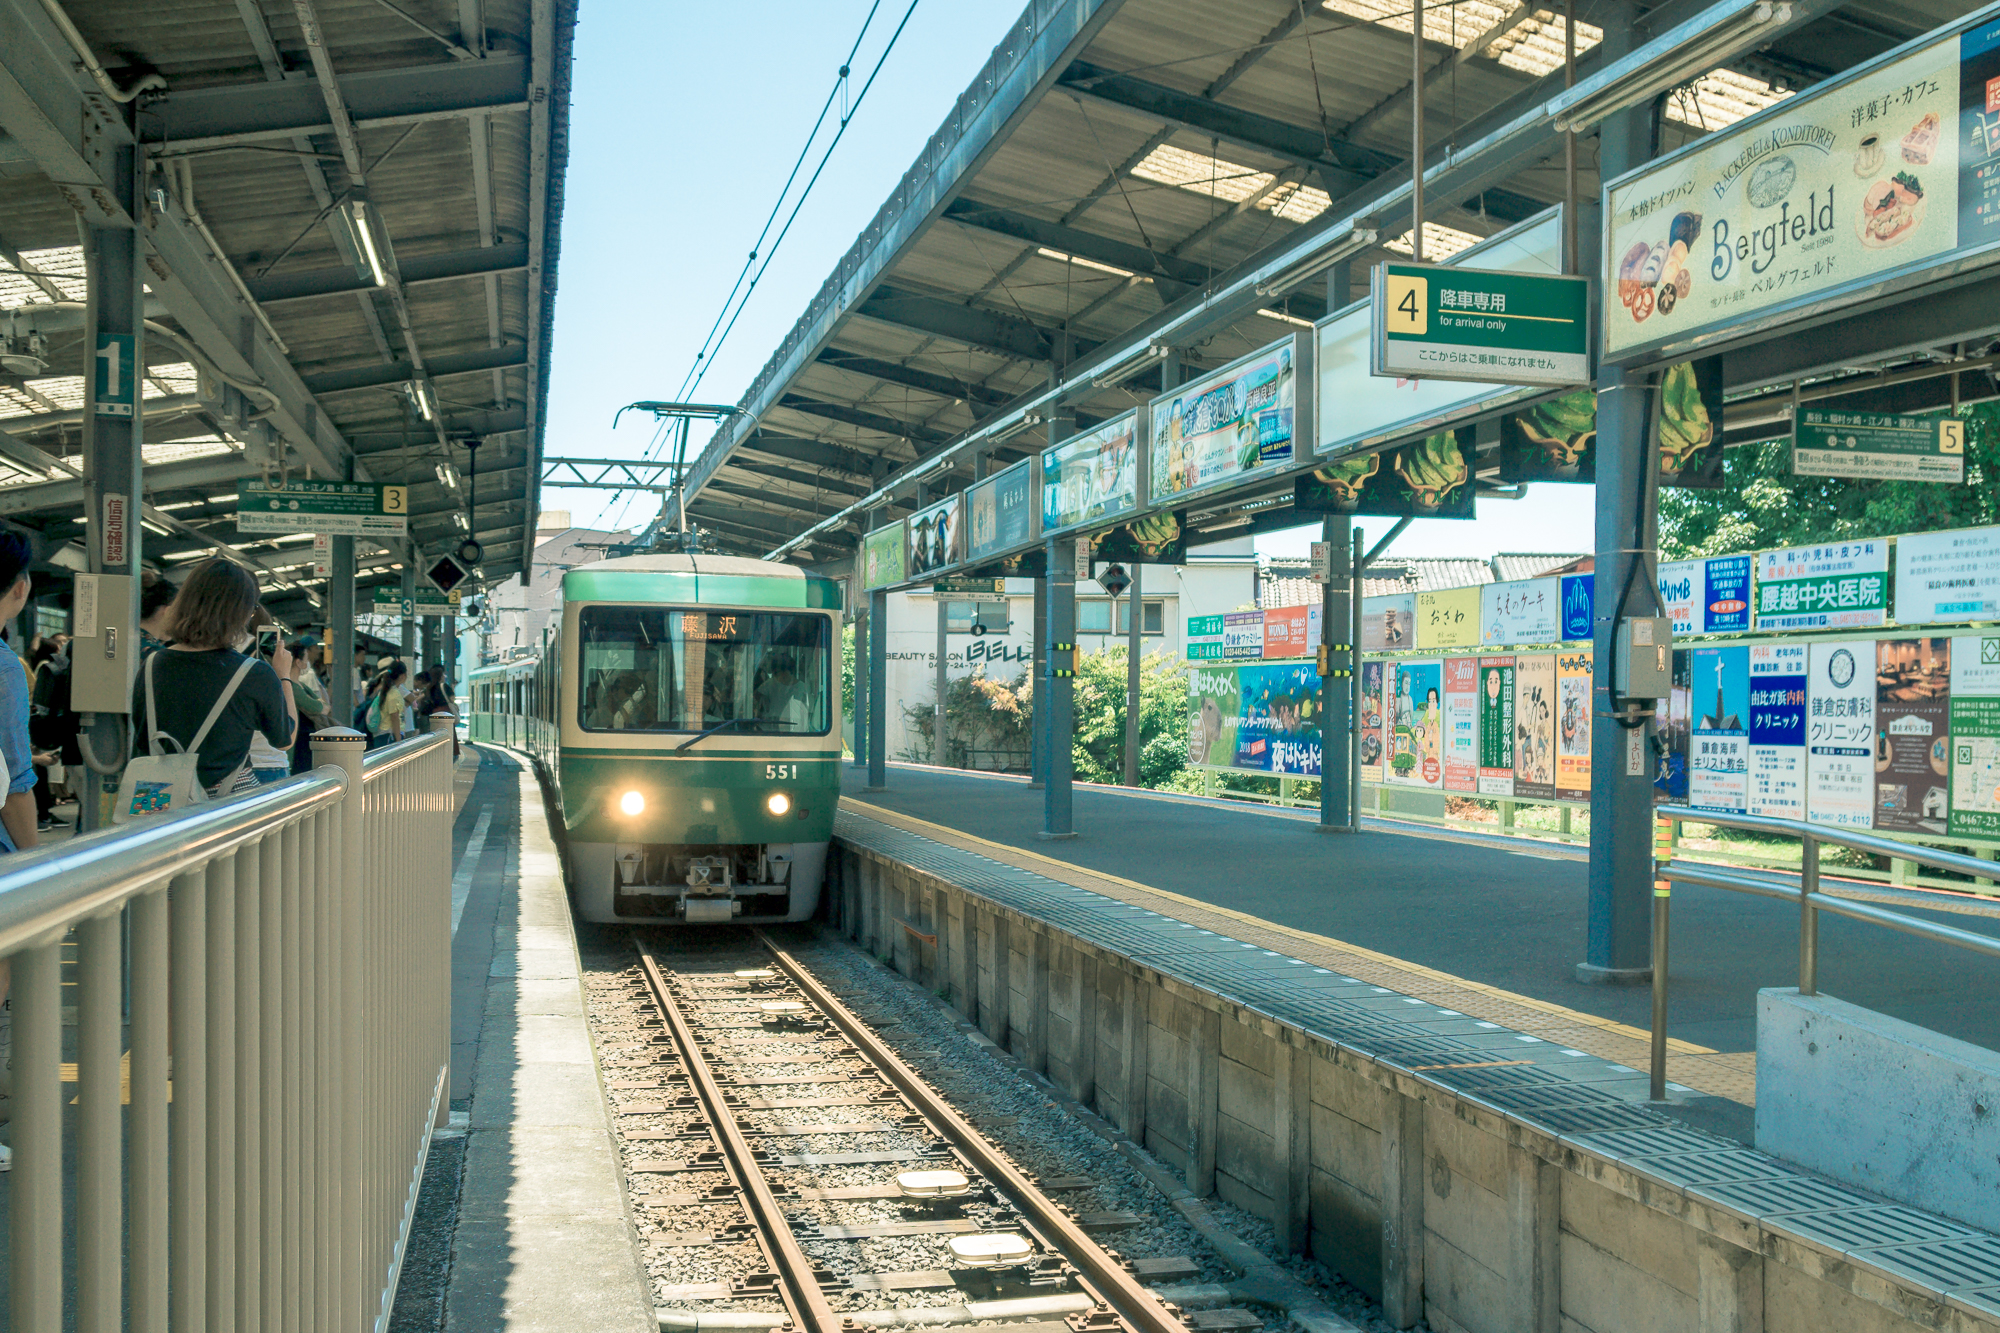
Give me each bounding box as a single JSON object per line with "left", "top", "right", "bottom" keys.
{"left": 563, "top": 555, "right": 842, "bottom": 611}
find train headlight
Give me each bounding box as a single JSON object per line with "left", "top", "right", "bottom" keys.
{"left": 766, "top": 792, "right": 792, "bottom": 817}
{"left": 619, "top": 789, "right": 646, "bottom": 817}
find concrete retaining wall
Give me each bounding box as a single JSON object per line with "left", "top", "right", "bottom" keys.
{"left": 830, "top": 837, "right": 1996, "bottom": 1333}
{"left": 1758, "top": 988, "right": 2000, "bottom": 1235}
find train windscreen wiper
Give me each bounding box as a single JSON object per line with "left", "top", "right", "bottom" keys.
{"left": 676, "top": 716, "right": 752, "bottom": 751}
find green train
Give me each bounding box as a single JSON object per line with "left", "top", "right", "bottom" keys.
{"left": 467, "top": 554, "right": 843, "bottom": 924}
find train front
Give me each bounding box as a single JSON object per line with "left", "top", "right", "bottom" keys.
{"left": 558, "top": 559, "right": 841, "bottom": 924}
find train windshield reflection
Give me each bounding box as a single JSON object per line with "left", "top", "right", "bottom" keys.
{"left": 577, "top": 607, "right": 831, "bottom": 735}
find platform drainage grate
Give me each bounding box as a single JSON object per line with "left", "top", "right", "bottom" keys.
{"left": 1517, "top": 1103, "right": 1667, "bottom": 1134}
{"left": 1624, "top": 1150, "right": 1792, "bottom": 1186}
{"left": 1695, "top": 1175, "right": 1877, "bottom": 1218}
{"left": 1575, "top": 1126, "right": 1735, "bottom": 1158}
{"left": 1775, "top": 1207, "right": 1979, "bottom": 1252}
{"left": 1853, "top": 1237, "right": 2000, "bottom": 1291}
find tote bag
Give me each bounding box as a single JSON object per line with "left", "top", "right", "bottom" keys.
{"left": 114, "top": 654, "right": 257, "bottom": 824}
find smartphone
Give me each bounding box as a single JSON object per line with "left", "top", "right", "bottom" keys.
{"left": 257, "top": 629, "right": 279, "bottom": 657}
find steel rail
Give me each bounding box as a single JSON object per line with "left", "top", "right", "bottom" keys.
{"left": 634, "top": 941, "right": 842, "bottom": 1333}
{"left": 755, "top": 930, "right": 1194, "bottom": 1333}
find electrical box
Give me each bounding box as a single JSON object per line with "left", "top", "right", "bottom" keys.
{"left": 70, "top": 573, "right": 137, "bottom": 713}
{"left": 1614, "top": 616, "right": 1673, "bottom": 699}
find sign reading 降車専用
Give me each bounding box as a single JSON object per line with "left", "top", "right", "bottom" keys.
{"left": 372, "top": 585, "right": 458, "bottom": 618}
{"left": 237, "top": 480, "right": 407, "bottom": 538}
{"left": 1792, "top": 409, "right": 1965, "bottom": 483}
{"left": 1603, "top": 13, "right": 2000, "bottom": 363}
{"left": 1754, "top": 540, "right": 1889, "bottom": 632}
{"left": 1371, "top": 262, "right": 1590, "bottom": 387}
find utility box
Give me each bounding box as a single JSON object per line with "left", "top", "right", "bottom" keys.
{"left": 1614, "top": 615, "right": 1673, "bottom": 699}
{"left": 70, "top": 572, "right": 137, "bottom": 713}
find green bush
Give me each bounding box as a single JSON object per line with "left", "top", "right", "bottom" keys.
{"left": 900, "top": 667, "right": 1034, "bottom": 768}
{"left": 1069, "top": 647, "right": 1190, "bottom": 787}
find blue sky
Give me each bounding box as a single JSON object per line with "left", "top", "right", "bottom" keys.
{"left": 538, "top": 0, "right": 1600, "bottom": 564}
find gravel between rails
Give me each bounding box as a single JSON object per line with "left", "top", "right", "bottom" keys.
{"left": 577, "top": 925, "right": 1418, "bottom": 1332}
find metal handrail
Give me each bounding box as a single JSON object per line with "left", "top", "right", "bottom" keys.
{"left": 0, "top": 770, "right": 345, "bottom": 957}
{"left": 362, "top": 729, "right": 450, "bottom": 779}
{"left": 1643, "top": 803, "right": 2000, "bottom": 1100}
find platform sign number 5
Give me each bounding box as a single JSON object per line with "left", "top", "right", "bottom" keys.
{"left": 93, "top": 333, "right": 137, "bottom": 418}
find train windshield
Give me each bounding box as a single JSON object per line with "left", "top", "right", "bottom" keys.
{"left": 576, "top": 607, "right": 832, "bottom": 735}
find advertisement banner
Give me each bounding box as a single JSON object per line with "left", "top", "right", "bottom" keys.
{"left": 1223, "top": 611, "right": 1264, "bottom": 659}
{"left": 1042, "top": 414, "right": 1139, "bottom": 533}
{"left": 1748, "top": 643, "right": 1809, "bottom": 820}
{"left": 1556, "top": 650, "right": 1592, "bottom": 802}
{"left": 1478, "top": 655, "right": 1516, "bottom": 797}
{"left": 1604, "top": 29, "right": 1970, "bottom": 362}
{"left": 1295, "top": 431, "right": 1475, "bottom": 518}
{"left": 1689, "top": 646, "right": 1751, "bottom": 814}
{"left": 1362, "top": 592, "right": 1417, "bottom": 651}
{"left": 1656, "top": 359, "right": 1726, "bottom": 489}
{"left": 860, "top": 524, "right": 908, "bottom": 590}
{"left": 1417, "top": 586, "right": 1481, "bottom": 650}
{"left": 1385, "top": 659, "right": 1445, "bottom": 788}
{"left": 1150, "top": 336, "right": 1299, "bottom": 504}
{"left": 907, "top": 494, "right": 961, "bottom": 577}
{"left": 1359, "top": 661, "right": 1387, "bottom": 783}
{"left": 967, "top": 459, "right": 1035, "bottom": 563}
{"left": 1807, "top": 641, "right": 1876, "bottom": 829}
{"left": 1444, "top": 657, "right": 1480, "bottom": 792}
{"left": 1513, "top": 654, "right": 1556, "bottom": 801}
{"left": 1481, "top": 577, "right": 1561, "bottom": 647}
{"left": 1948, "top": 633, "right": 2000, "bottom": 840}
{"left": 1560, "top": 573, "right": 1595, "bottom": 642}
{"left": 1895, "top": 524, "right": 2000, "bottom": 625}
{"left": 1234, "top": 662, "right": 1323, "bottom": 777}
{"left": 1499, "top": 390, "right": 1596, "bottom": 483}
{"left": 1755, "top": 540, "right": 1890, "bottom": 631}
{"left": 1187, "top": 614, "right": 1225, "bottom": 661}
{"left": 1263, "top": 604, "right": 1321, "bottom": 659}
{"left": 1187, "top": 665, "right": 1242, "bottom": 769}
{"left": 1089, "top": 510, "right": 1188, "bottom": 564}
{"left": 1875, "top": 637, "right": 1952, "bottom": 834}
{"left": 1656, "top": 649, "right": 1693, "bottom": 803}
{"left": 1658, "top": 555, "right": 1754, "bottom": 635}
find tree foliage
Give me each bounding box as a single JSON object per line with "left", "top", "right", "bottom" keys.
{"left": 1659, "top": 403, "right": 2000, "bottom": 558}
{"left": 1069, "top": 647, "right": 1189, "bottom": 787}
{"left": 900, "top": 668, "right": 1034, "bottom": 768}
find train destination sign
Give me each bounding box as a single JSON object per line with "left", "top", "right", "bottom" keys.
{"left": 1371, "top": 263, "right": 1590, "bottom": 387}
{"left": 238, "top": 480, "right": 408, "bottom": 538}
{"left": 1792, "top": 408, "right": 1965, "bottom": 482}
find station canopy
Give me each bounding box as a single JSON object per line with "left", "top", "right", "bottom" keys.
{"left": 676, "top": 0, "right": 1975, "bottom": 564}
{"left": 0, "top": 0, "right": 572, "bottom": 623}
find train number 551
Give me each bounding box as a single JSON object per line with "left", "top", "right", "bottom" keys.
{"left": 765, "top": 764, "right": 799, "bottom": 779}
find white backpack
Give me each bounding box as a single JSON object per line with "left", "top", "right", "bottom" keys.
{"left": 114, "top": 653, "right": 257, "bottom": 824}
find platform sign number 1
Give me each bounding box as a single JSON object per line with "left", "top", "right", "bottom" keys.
{"left": 93, "top": 333, "right": 137, "bottom": 418}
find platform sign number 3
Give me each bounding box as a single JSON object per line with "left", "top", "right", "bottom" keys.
{"left": 1385, "top": 274, "right": 1427, "bottom": 336}
{"left": 93, "top": 333, "right": 137, "bottom": 418}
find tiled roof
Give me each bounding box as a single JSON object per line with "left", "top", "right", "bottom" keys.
{"left": 1262, "top": 555, "right": 1515, "bottom": 607}
{"left": 1492, "top": 552, "right": 1592, "bottom": 581}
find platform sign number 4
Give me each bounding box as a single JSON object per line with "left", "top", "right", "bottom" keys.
{"left": 1385, "top": 274, "right": 1427, "bottom": 336}
{"left": 93, "top": 333, "right": 137, "bottom": 418}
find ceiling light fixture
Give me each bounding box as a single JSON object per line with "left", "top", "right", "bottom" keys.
{"left": 350, "top": 200, "right": 388, "bottom": 287}
{"left": 1256, "top": 308, "right": 1315, "bottom": 329}
{"left": 1253, "top": 229, "right": 1378, "bottom": 297}
{"left": 1090, "top": 338, "right": 1174, "bottom": 389}
{"left": 1551, "top": 0, "right": 1792, "bottom": 132}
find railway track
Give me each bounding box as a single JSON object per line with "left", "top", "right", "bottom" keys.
{"left": 613, "top": 928, "right": 1210, "bottom": 1333}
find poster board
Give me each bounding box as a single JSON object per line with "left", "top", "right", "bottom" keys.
{"left": 1444, "top": 656, "right": 1480, "bottom": 792}
{"left": 1149, "top": 335, "right": 1306, "bottom": 505}
{"left": 1807, "top": 640, "right": 1876, "bottom": 829}
{"left": 1417, "top": 587, "right": 1481, "bottom": 650}
{"left": 1477, "top": 656, "right": 1516, "bottom": 797}
{"left": 1042, "top": 413, "right": 1139, "bottom": 534}
{"left": 1874, "top": 637, "right": 1952, "bottom": 834}
{"left": 1748, "top": 643, "right": 1808, "bottom": 819}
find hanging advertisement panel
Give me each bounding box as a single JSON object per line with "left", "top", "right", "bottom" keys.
{"left": 1513, "top": 654, "right": 1557, "bottom": 801}
{"left": 1755, "top": 540, "right": 1890, "bottom": 632}
{"left": 1385, "top": 659, "right": 1445, "bottom": 788}
{"left": 1089, "top": 510, "right": 1189, "bottom": 564}
{"left": 1362, "top": 592, "right": 1417, "bottom": 651}
{"left": 860, "top": 524, "right": 908, "bottom": 590}
{"left": 1478, "top": 655, "right": 1516, "bottom": 797}
{"left": 1223, "top": 611, "right": 1264, "bottom": 659}
{"left": 1444, "top": 656, "right": 1480, "bottom": 792}
{"left": 1234, "top": 662, "right": 1323, "bottom": 777}
{"left": 1895, "top": 524, "right": 2000, "bottom": 625}
{"left": 1748, "top": 643, "right": 1809, "bottom": 820}
{"left": 1874, "top": 637, "right": 1952, "bottom": 834}
{"left": 1041, "top": 413, "right": 1139, "bottom": 534}
{"left": 1556, "top": 650, "right": 1592, "bottom": 802}
{"left": 1359, "top": 660, "right": 1387, "bottom": 783}
{"left": 1656, "top": 359, "right": 1726, "bottom": 489}
{"left": 1689, "top": 646, "right": 1751, "bottom": 814}
{"left": 1560, "top": 574, "right": 1595, "bottom": 643}
{"left": 1150, "top": 335, "right": 1303, "bottom": 505}
{"left": 1187, "top": 664, "right": 1242, "bottom": 769}
{"left": 907, "top": 494, "right": 962, "bottom": 577}
{"left": 967, "top": 459, "right": 1035, "bottom": 564}
{"left": 1603, "top": 23, "right": 1975, "bottom": 363}
{"left": 1416, "top": 586, "right": 1481, "bottom": 650}
{"left": 1500, "top": 390, "right": 1598, "bottom": 483}
{"left": 1807, "top": 640, "right": 1877, "bottom": 829}
{"left": 1295, "top": 431, "right": 1476, "bottom": 518}
{"left": 1948, "top": 633, "right": 2000, "bottom": 840}
{"left": 1481, "top": 577, "right": 1561, "bottom": 647}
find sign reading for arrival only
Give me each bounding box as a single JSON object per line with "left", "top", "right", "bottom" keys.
{"left": 237, "top": 480, "right": 408, "bottom": 538}
{"left": 1792, "top": 409, "right": 1966, "bottom": 483}
{"left": 1371, "top": 262, "right": 1590, "bottom": 387}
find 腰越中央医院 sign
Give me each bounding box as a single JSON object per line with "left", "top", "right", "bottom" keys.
{"left": 1792, "top": 408, "right": 1965, "bottom": 483}
{"left": 237, "top": 480, "right": 407, "bottom": 538}
{"left": 1371, "top": 262, "right": 1590, "bottom": 387}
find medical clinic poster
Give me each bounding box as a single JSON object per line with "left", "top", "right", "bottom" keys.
{"left": 1513, "top": 654, "right": 1556, "bottom": 801}
{"left": 1748, "top": 643, "right": 1808, "bottom": 820}
{"left": 1556, "top": 651, "right": 1592, "bottom": 802}
{"left": 1443, "top": 657, "right": 1479, "bottom": 792}
{"left": 1478, "top": 656, "right": 1516, "bottom": 797}
{"left": 1385, "top": 659, "right": 1444, "bottom": 788}
{"left": 1807, "top": 641, "right": 1876, "bottom": 829}
{"left": 1948, "top": 634, "right": 2000, "bottom": 840}
{"left": 1875, "top": 637, "right": 1952, "bottom": 835}
{"left": 1689, "top": 646, "right": 1750, "bottom": 815}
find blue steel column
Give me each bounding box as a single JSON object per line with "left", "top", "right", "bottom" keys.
{"left": 1319, "top": 515, "right": 1353, "bottom": 829}
{"left": 328, "top": 534, "right": 356, "bottom": 721}
{"left": 867, "top": 586, "right": 888, "bottom": 790}
{"left": 1029, "top": 576, "right": 1047, "bottom": 788}
{"left": 1041, "top": 535, "right": 1077, "bottom": 839}
{"left": 851, "top": 596, "right": 869, "bottom": 769}
{"left": 1582, "top": 23, "right": 1659, "bottom": 983}
{"left": 400, "top": 545, "right": 418, "bottom": 658}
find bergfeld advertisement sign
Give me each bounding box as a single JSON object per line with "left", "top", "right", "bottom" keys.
{"left": 1604, "top": 12, "right": 2000, "bottom": 362}
{"left": 1150, "top": 335, "right": 1304, "bottom": 504}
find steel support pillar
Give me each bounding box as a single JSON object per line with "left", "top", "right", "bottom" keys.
{"left": 328, "top": 535, "right": 356, "bottom": 721}
{"left": 1029, "top": 576, "right": 1047, "bottom": 788}
{"left": 934, "top": 594, "right": 949, "bottom": 766}
{"left": 76, "top": 142, "right": 145, "bottom": 835}
{"left": 1041, "top": 536, "right": 1076, "bottom": 840}
{"left": 1319, "top": 516, "right": 1353, "bottom": 829}
{"left": 851, "top": 602, "right": 869, "bottom": 768}
{"left": 866, "top": 587, "right": 887, "bottom": 790}
{"left": 1122, "top": 564, "right": 1141, "bottom": 787}
{"left": 400, "top": 548, "right": 417, "bottom": 658}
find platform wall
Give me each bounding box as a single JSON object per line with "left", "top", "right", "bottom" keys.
{"left": 827, "top": 838, "right": 1988, "bottom": 1333}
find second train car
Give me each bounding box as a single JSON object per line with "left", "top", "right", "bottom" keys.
{"left": 467, "top": 554, "right": 842, "bottom": 923}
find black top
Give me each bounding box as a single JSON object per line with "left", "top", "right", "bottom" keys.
{"left": 131, "top": 648, "right": 293, "bottom": 791}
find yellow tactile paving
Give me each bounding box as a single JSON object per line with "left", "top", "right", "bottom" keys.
{"left": 842, "top": 796, "right": 1756, "bottom": 1107}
